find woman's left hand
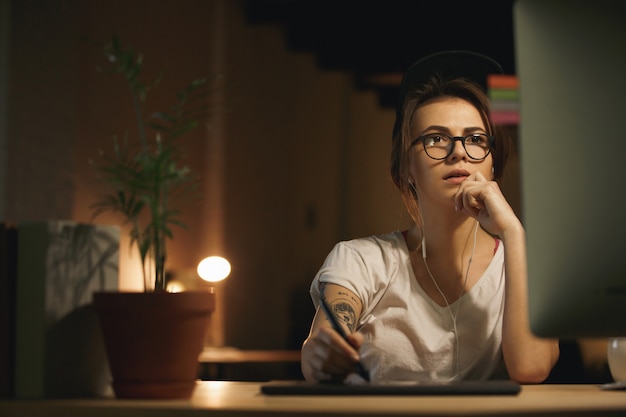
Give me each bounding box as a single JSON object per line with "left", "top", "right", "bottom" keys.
{"left": 453, "top": 171, "right": 520, "bottom": 237}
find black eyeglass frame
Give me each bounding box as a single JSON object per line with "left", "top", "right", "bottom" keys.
{"left": 411, "top": 133, "right": 496, "bottom": 161}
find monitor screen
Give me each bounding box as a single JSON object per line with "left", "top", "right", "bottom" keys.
{"left": 515, "top": 0, "right": 626, "bottom": 338}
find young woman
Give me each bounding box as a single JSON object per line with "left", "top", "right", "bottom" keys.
{"left": 301, "top": 51, "right": 559, "bottom": 384}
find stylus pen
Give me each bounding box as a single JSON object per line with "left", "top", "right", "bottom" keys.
{"left": 319, "top": 297, "right": 370, "bottom": 382}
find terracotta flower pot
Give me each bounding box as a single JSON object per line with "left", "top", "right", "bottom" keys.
{"left": 93, "top": 291, "right": 215, "bottom": 399}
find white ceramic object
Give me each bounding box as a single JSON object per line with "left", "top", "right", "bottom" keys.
{"left": 607, "top": 338, "right": 626, "bottom": 382}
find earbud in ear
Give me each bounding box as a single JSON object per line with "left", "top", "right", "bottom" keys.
{"left": 409, "top": 181, "right": 417, "bottom": 194}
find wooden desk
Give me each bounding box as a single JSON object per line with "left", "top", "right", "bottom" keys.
{"left": 198, "top": 347, "right": 301, "bottom": 364}
{"left": 198, "top": 347, "right": 301, "bottom": 380}
{"left": 1, "top": 382, "right": 626, "bottom": 416}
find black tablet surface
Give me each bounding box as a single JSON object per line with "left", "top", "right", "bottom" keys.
{"left": 260, "top": 380, "right": 521, "bottom": 396}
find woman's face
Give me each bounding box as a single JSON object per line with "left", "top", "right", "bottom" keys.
{"left": 408, "top": 96, "right": 493, "bottom": 207}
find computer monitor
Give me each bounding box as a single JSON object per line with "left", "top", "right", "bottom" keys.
{"left": 515, "top": 0, "right": 626, "bottom": 338}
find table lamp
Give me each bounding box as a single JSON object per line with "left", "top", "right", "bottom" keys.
{"left": 197, "top": 256, "right": 230, "bottom": 347}
{"left": 197, "top": 256, "right": 231, "bottom": 284}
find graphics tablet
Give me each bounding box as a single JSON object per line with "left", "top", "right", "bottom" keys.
{"left": 260, "top": 380, "right": 521, "bottom": 396}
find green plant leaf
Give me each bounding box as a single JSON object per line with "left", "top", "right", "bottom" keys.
{"left": 90, "top": 36, "right": 213, "bottom": 291}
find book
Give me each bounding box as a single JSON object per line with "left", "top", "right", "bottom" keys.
{"left": 0, "top": 223, "right": 17, "bottom": 398}
{"left": 488, "top": 74, "right": 519, "bottom": 90}
{"left": 14, "top": 221, "right": 119, "bottom": 399}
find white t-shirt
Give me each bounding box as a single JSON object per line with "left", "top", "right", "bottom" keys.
{"left": 310, "top": 231, "right": 508, "bottom": 383}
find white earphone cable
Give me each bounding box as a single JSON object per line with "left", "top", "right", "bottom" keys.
{"left": 421, "top": 220, "right": 479, "bottom": 380}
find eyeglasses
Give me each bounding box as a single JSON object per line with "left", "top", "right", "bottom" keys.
{"left": 411, "top": 133, "right": 495, "bottom": 160}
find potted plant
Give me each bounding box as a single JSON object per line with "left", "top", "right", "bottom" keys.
{"left": 89, "top": 36, "right": 216, "bottom": 399}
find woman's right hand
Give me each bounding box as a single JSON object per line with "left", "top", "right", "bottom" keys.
{"left": 301, "top": 325, "right": 364, "bottom": 383}
{"left": 301, "top": 283, "right": 364, "bottom": 383}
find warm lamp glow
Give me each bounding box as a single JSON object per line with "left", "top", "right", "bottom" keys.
{"left": 197, "top": 256, "right": 231, "bottom": 283}
{"left": 166, "top": 280, "right": 186, "bottom": 293}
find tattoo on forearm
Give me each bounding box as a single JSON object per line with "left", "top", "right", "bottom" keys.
{"left": 331, "top": 300, "right": 357, "bottom": 333}
{"left": 319, "top": 284, "right": 359, "bottom": 332}
{"left": 337, "top": 290, "right": 360, "bottom": 307}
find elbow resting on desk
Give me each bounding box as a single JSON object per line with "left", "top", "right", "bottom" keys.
{"left": 506, "top": 344, "right": 560, "bottom": 384}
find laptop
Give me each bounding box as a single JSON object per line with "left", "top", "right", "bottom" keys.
{"left": 260, "top": 380, "right": 521, "bottom": 396}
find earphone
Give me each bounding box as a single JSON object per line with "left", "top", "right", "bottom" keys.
{"left": 409, "top": 174, "right": 478, "bottom": 381}
{"left": 408, "top": 179, "right": 417, "bottom": 196}
{"left": 421, "top": 222, "right": 478, "bottom": 382}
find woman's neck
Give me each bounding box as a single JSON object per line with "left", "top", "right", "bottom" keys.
{"left": 408, "top": 218, "right": 493, "bottom": 304}
{"left": 416, "top": 203, "right": 482, "bottom": 253}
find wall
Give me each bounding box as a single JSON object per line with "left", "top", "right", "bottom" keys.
{"left": 4, "top": 0, "right": 83, "bottom": 222}
{"left": 2, "top": 0, "right": 404, "bottom": 351}
{"left": 0, "top": 0, "right": 8, "bottom": 221}
{"left": 216, "top": 1, "right": 404, "bottom": 349}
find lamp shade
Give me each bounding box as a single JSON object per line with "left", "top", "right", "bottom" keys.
{"left": 197, "top": 256, "right": 231, "bottom": 283}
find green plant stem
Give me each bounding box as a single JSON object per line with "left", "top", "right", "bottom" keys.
{"left": 91, "top": 36, "right": 207, "bottom": 293}
{"left": 130, "top": 82, "right": 148, "bottom": 155}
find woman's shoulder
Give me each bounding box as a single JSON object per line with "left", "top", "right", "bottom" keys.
{"left": 334, "top": 231, "right": 407, "bottom": 255}
{"left": 321, "top": 231, "right": 409, "bottom": 270}
{"left": 317, "top": 231, "right": 410, "bottom": 304}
